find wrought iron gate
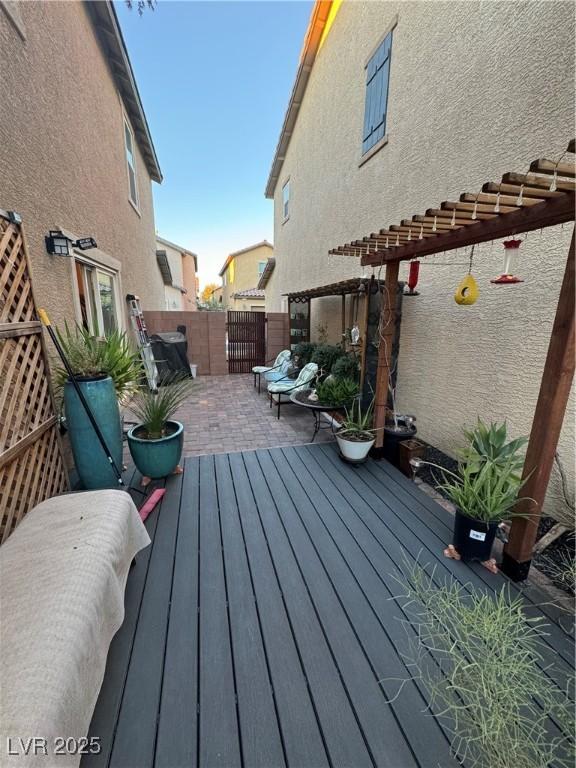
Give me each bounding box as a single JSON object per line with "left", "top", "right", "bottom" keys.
{"left": 0, "top": 210, "right": 68, "bottom": 543}
{"left": 227, "top": 310, "right": 266, "bottom": 373}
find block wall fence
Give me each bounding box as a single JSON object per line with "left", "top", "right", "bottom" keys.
{"left": 143, "top": 311, "right": 290, "bottom": 375}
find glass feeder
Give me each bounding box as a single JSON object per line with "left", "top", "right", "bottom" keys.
{"left": 491, "top": 238, "right": 524, "bottom": 284}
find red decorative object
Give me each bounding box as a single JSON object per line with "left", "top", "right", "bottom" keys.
{"left": 406, "top": 260, "right": 420, "bottom": 295}
{"left": 491, "top": 239, "right": 524, "bottom": 284}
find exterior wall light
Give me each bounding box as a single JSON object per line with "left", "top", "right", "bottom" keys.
{"left": 45, "top": 232, "right": 97, "bottom": 256}
{"left": 45, "top": 231, "right": 71, "bottom": 256}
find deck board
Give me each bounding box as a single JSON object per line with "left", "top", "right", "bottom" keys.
{"left": 198, "top": 455, "right": 242, "bottom": 768}
{"left": 214, "top": 453, "right": 286, "bottom": 768}
{"left": 85, "top": 444, "right": 574, "bottom": 768}
{"left": 155, "top": 459, "right": 199, "bottom": 768}
{"left": 109, "top": 472, "right": 183, "bottom": 768}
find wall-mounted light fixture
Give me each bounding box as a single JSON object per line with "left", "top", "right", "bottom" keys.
{"left": 45, "top": 231, "right": 97, "bottom": 256}
{"left": 45, "top": 231, "right": 71, "bottom": 256}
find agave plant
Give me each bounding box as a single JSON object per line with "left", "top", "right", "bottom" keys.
{"left": 129, "top": 376, "right": 195, "bottom": 439}
{"left": 461, "top": 419, "right": 527, "bottom": 477}
{"left": 54, "top": 322, "right": 142, "bottom": 399}
{"left": 434, "top": 455, "right": 532, "bottom": 523}
{"left": 339, "top": 398, "right": 375, "bottom": 440}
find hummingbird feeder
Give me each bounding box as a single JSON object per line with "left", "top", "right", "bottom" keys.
{"left": 491, "top": 238, "right": 524, "bottom": 284}
{"left": 404, "top": 260, "right": 420, "bottom": 296}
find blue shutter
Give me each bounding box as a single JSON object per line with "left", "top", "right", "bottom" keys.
{"left": 362, "top": 30, "right": 393, "bottom": 155}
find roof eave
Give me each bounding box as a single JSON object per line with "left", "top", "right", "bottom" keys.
{"left": 265, "top": 0, "right": 332, "bottom": 199}
{"left": 85, "top": 1, "right": 162, "bottom": 183}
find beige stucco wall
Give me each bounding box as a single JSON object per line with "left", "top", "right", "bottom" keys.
{"left": 221, "top": 243, "right": 272, "bottom": 310}
{"left": 268, "top": 0, "right": 575, "bottom": 521}
{"left": 0, "top": 1, "right": 164, "bottom": 332}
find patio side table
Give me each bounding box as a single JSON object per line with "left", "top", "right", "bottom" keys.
{"left": 290, "top": 389, "right": 344, "bottom": 442}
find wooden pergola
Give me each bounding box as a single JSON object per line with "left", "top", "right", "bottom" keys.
{"left": 284, "top": 278, "right": 386, "bottom": 371}
{"left": 329, "top": 141, "right": 575, "bottom": 581}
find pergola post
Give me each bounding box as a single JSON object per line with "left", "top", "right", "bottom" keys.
{"left": 502, "top": 228, "right": 575, "bottom": 581}
{"left": 373, "top": 260, "right": 400, "bottom": 451}
{"left": 341, "top": 293, "right": 346, "bottom": 346}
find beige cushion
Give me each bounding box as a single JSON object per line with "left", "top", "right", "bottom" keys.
{"left": 0, "top": 490, "right": 150, "bottom": 767}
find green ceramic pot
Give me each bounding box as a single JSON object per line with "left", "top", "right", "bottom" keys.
{"left": 64, "top": 374, "right": 122, "bottom": 489}
{"left": 127, "top": 420, "right": 184, "bottom": 479}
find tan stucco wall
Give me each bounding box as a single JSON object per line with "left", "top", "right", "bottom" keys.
{"left": 0, "top": 1, "right": 164, "bottom": 332}
{"left": 181, "top": 253, "right": 198, "bottom": 311}
{"left": 268, "top": 0, "right": 575, "bottom": 520}
{"left": 221, "top": 243, "right": 272, "bottom": 309}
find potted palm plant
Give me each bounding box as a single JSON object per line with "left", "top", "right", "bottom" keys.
{"left": 55, "top": 323, "right": 142, "bottom": 489}
{"left": 336, "top": 398, "right": 376, "bottom": 463}
{"left": 127, "top": 377, "right": 195, "bottom": 480}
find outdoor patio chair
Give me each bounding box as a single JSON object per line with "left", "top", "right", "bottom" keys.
{"left": 264, "top": 356, "right": 294, "bottom": 384}
{"left": 268, "top": 362, "right": 318, "bottom": 419}
{"left": 252, "top": 349, "right": 291, "bottom": 393}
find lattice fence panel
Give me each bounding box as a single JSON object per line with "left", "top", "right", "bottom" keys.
{"left": 0, "top": 333, "right": 52, "bottom": 451}
{"left": 0, "top": 427, "right": 68, "bottom": 544}
{"left": 0, "top": 211, "right": 68, "bottom": 543}
{"left": 0, "top": 217, "right": 35, "bottom": 323}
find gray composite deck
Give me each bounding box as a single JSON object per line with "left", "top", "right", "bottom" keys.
{"left": 83, "top": 443, "right": 574, "bottom": 768}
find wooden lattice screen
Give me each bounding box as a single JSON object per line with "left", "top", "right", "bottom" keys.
{"left": 0, "top": 211, "right": 68, "bottom": 543}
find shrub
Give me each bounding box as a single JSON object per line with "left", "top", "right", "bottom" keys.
{"left": 332, "top": 354, "right": 360, "bottom": 382}
{"left": 292, "top": 342, "right": 317, "bottom": 366}
{"left": 388, "top": 562, "right": 574, "bottom": 768}
{"left": 315, "top": 377, "right": 359, "bottom": 408}
{"left": 311, "top": 344, "right": 343, "bottom": 378}
{"left": 54, "top": 322, "right": 142, "bottom": 399}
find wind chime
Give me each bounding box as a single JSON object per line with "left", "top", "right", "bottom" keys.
{"left": 454, "top": 246, "right": 479, "bottom": 305}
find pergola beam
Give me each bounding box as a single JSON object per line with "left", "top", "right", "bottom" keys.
{"left": 360, "top": 193, "right": 575, "bottom": 265}
{"left": 502, "top": 228, "right": 575, "bottom": 580}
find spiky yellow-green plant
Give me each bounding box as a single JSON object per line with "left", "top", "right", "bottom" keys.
{"left": 388, "top": 563, "right": 574, "bottom": 768}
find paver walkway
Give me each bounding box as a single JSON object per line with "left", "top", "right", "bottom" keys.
{"left": 173, "top": 373, "right": 334, "bottom": 456}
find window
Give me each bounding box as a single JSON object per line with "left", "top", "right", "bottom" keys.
{"left": 362, "top": 30, "right": 392, "bottom": 156}
{"left": 282, "top": 180, "right": 290, "bottom": 221}
{"left": 258, "top": 260, "right": 267, "bottom": 276}
{"left": 124, "top": 117, "right": 138, "bottom": 208}
{"left": 75, "top": 260, "right": 119, "bottom": 337}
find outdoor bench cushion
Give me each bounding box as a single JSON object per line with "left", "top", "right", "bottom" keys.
{"left": 0, "top": 490, "right": 150, "bottom": 767}
{"left": 268, "top": 362, "right": 318, "bottom": 394}
{"left": 252, "top": 349, "right": 291, "bottom": 375}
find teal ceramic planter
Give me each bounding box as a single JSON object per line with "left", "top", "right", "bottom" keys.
{"left": 127, "top": 420, "right": 184, "bottom": 479}
{"left": 64, "top": 375, "right": 122, "bottom": 489}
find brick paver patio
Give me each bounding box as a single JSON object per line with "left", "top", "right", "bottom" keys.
{"left": 173, "top": 374, "right": 335, "bottom": 456}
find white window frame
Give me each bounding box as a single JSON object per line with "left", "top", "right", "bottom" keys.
{"left": 282, "top": 179, "right": 290, "bottom": 223}
{"left": 72, "top": 253, "right": 123, "bottom": 337}
{"left": 258, "top": 260, "right": 267, "bottom": 276}
{"left": 124, "top": 115, "right": 139, "bottom": 212}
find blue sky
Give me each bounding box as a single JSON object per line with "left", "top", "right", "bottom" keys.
{"left": 116, "top": 0, "right": 312, "bottom": 288}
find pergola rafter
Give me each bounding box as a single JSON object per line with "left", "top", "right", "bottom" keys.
{"left": 329, "top": 146, "right": 576, "bottom": 266}
{"left": 327, "top": 141, "right": 575, "bottom": 581}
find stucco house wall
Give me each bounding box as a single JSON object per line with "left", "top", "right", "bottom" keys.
{"left": 267, "top": 0, "right": 575, "bottom": 520}
{"left": 0, "top": 1, "right": 164, "bottom": 332}
{"left": 220, "top": 242, "right": 272, "bottom": 310}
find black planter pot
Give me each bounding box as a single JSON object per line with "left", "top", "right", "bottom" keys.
{"left": 381, "top": 423, "right": 417, "bottom": 467}
{"left": 453, "top": 510, "right": 499, "bottom": 561}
